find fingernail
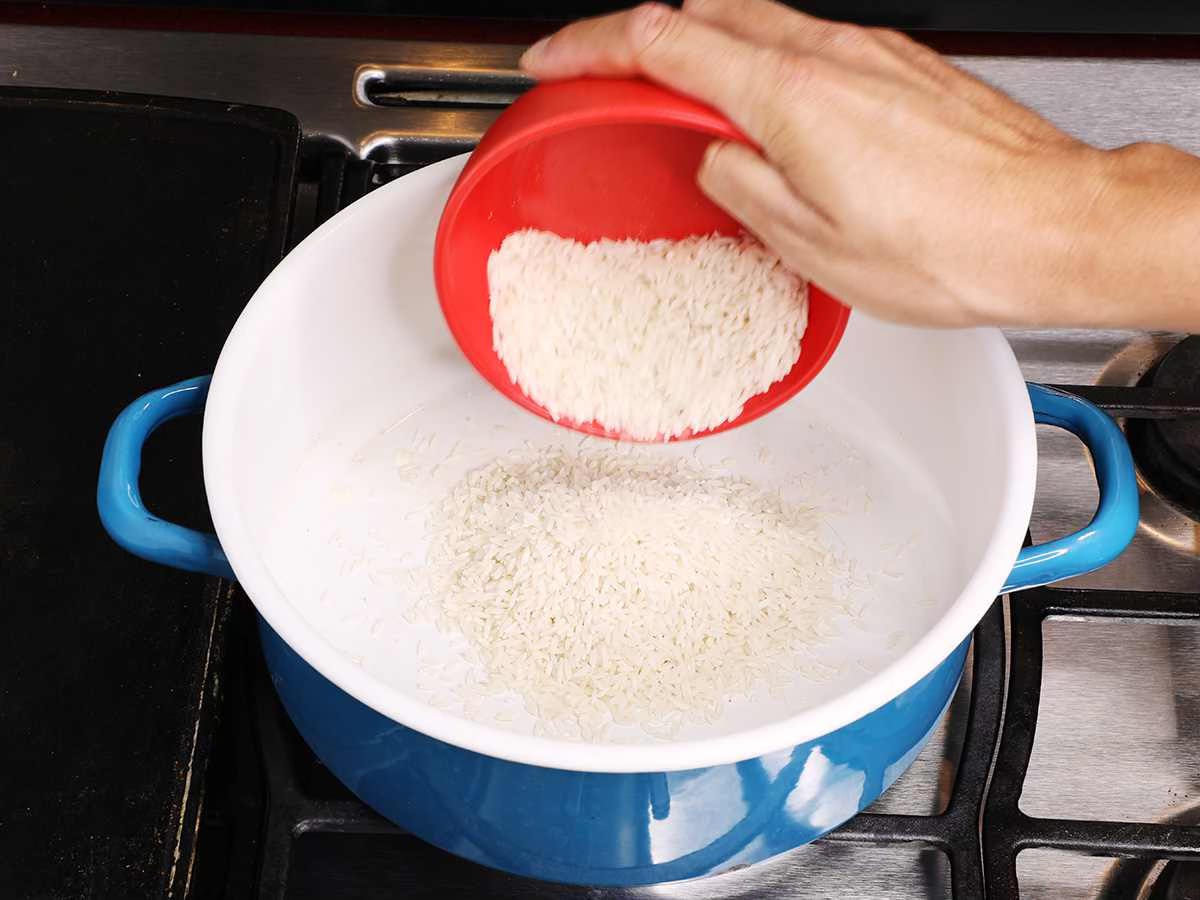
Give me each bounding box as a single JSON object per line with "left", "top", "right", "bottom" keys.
{"left": 520, "top": 36, "right": 551, "bottom": 70}
{"left": 701, "top": 141, "right": 727, "bottom": 173}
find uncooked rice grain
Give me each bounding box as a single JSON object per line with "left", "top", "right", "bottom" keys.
{"left": 420, "top": 446, "right": 852, "bottom": 740}
{"left": 488, "top": 230, "right": 808, "bottom": 441}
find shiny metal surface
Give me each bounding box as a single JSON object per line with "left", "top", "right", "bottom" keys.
{"left": 1022, "top": 618, "right": 1200, "bottom": 822}
{"left": 1016, "top": 850, "right": 1121, "bottom": 900}
{"left": 1, "top": 26, "right": 521, "bottom": 160}
{"left": 647, "top": 845, "right": 952, "bottom": 899}
{"left": 356, "top": 63, "right": 531, "bottom": 108}
{"left": 508, "top": 843, "right": 954, "bottom": 898}
{"left": 5, "top": 24, "right": 1199, "bottom": 898}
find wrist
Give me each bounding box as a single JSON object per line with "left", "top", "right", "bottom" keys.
{"left": 1057, "top": 142, "right": 1200, "bottom": 332}
{"left": 959, "top": 144, "right": 1126, "bottom": 330}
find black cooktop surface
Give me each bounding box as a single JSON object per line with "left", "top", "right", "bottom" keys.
{"left": 0, "top": 87, "right": 298, "bottom": 899}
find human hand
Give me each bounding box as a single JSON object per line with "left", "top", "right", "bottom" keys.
{"left": 520, "top": 0, "right": 1200, "bottom": 331}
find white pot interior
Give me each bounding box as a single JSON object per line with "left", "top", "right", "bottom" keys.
{"left": 203, "top": 154, "right": 1035, "bottom": 771}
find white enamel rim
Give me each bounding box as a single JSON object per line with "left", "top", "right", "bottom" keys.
{"left": 203, "top": 155, "right": 1037, "bottom": 774}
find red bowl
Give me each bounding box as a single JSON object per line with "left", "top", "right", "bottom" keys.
{"left": 433, "top": 77, "right": 850, "bottom": 441}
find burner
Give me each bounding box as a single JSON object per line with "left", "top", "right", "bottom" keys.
{"left": 1097, "top": 858, "right": 1200, "bottom": 900}
{"left": 1150, "top": 862, "right": 1200, "bottom": 900}
{"left": 1126, "top": 336, "right": 1200, "bottom": 520}
{"left": 1093, "top": 803, "right": 1200, "bottom": 900}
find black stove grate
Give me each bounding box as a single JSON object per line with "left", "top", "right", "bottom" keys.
{"left": 190, "top": 148, "right": 1200, "bottom": 900}
{"left": 983, "top": 587, "right": 1200, "bottom": 897}
{"left": 824, "top": 599, "right": 1003, "bottom": 899}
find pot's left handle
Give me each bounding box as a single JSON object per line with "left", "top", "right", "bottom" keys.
{"left": 97, "top": 376, "right": 235, "bottom": 580}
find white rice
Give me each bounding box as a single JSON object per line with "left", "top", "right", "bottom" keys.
{"left": 421, "top": 445, "right": 850, "bottom": 740}
{"left": 488, "top": 230, "right": 808, "bottom": 441}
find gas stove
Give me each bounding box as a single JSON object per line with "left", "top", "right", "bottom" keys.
{"left": 4, "top": 22, "right": 1200, "bottom": 900}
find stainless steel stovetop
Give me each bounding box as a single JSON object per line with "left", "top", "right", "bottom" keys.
{"left": 5, "top": 25, "right": 1199, "bottom": 899}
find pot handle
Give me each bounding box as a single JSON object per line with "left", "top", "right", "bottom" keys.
{"left": 97, "top": 375, "right": 235, "bottom": 580}
{"left": 1004, "top": 383, "right": 1138, "bottom": 592}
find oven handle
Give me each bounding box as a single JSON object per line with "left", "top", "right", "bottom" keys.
{"left": 96, "top": 375, "right": 234, "bottom": 580}
{"left": 1004, "top": 383, "right": 1139, "bottom": 592}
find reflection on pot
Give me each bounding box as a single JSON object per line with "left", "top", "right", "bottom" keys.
{"left": 262, "top": 617, "right": 967, "bottom": 886}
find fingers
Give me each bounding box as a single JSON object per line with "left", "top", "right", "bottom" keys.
{"left": 697, "top": 141, "right": 835, "bottom": 281}
{"left": 520, "top": 3, "right": 676, "bottom": 79}
{"left": 520, "top": 3, "right": 821, "bottom": 158}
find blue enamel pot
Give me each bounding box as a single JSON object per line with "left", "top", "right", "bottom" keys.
{"left": 95, "top": 157, "right": 1138, "bottom": 886}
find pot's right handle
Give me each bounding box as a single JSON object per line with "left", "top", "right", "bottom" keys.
{"left": 1004, "top": 383, "right": 1138, "bottom": 592}
{"left": 97, "top": 375, "right": 235, "bottom": 580}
